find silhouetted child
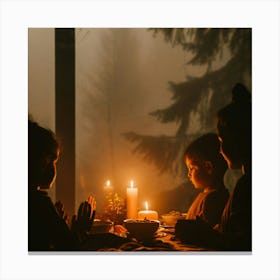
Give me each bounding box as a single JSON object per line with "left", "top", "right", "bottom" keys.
{"left": 176, "top": 83, "right": 252, "bottom": 251}
{"left": 28, "top": 119, "right": 95, "bottom": 251}
{"left": 184, "top": 133, "right": 229, "bottom": 227}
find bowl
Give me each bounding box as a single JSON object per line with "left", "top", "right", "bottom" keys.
{"left": 123, "top": 219, "right": 160, "bottom": 241}
{"left": 90, "top": 220, "right": 114, "bottom": 234}
{"left": 161, "top": 211, "right": 185, "bottom": 227}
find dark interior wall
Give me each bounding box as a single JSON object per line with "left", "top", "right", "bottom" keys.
{"left": 55, "top": 28, "right": 76, "bottom": 216}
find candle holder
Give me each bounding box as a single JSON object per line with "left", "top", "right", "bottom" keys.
{"left": 137, "top": 201, "right": 158, "bottom": 220}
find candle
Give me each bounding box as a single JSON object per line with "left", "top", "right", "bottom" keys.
{"left": 126, "top": 180, "right": 138, "bottom": 219}
{"left": 138, "top": 201, "right": 158, "bottom": 220}
{"left": 104, "top": 180, "right": 113, "bottom": 194}
{"left": 105, "top": 180, "right": 112, "bottom": 190}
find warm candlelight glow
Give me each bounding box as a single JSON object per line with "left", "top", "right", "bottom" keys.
{"left": 138, "top": 201, "right": 158, "bottom": 220}
{"left": 126, "top": 180, "right": 138, "bottom": 219}
{"left": 145, "top": 201, "right": 149, "bottom": 210}
{"left": 104, "top": 179, "right": 113, "bottom": 193}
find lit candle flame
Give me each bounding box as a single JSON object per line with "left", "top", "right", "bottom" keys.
{"left": 130, "top": 180, "right": 134, "bottom": 188}
{"left": 106, "top": 180, "right": 111, "bottom": 187}
{"left": 145, "top": 201, "right": 149, "bottom": 210}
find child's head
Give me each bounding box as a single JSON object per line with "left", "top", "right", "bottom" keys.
{"left": 184, "top": 133, "right": 228, "bottom": 190}
{"left": 28, "top": 119, "right": 60, "bottom": 190}
{"left": 217, "top": 83, "right": 251, "bottom": 169}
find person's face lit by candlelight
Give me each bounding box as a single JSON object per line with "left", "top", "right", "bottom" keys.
{"left": 185, "top": 157, "right": 212, "bottom": 190}
{"left": 184, "top": 133, "right": 227, "bottom": 191}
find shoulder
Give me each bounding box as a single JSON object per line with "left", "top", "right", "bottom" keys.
{"left": 205, "top": 188, "right": 229, "bottom": 202}
{"left": 29, "top": 190, "right": 57, "bottom": 217}
{"left": 236, "top": 174, "right": 251, "bottom": 189}
{"left": 231, "top": 174, "right": 252, "bottom": 208}
{"left": 29, "top": 190, "right": 53, "bottom": 204}
{"left": 233, "top": 174, "right": 251, "bottom": 198}
{"left": 192, "top": 192, "right": 208, "bottom": 203}
{"left": 202, "top": 188, "right": 229, "bottom": 212}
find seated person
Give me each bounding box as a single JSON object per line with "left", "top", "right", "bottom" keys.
{"left": 184, "top": 133, "right": 229, "bottom": 227}
{"left": 28, "top": 119, "right": 95, "bottom": 251}
{"left": 176, "top": 83, "right": 252, "bottom": 251}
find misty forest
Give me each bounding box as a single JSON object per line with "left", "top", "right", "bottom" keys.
{"left": 29, "top": 28, "right": 251, "bottom": 216}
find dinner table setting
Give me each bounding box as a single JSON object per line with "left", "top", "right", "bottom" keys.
{"left": 79, "top": 210, "right": 210, "bottom": 252}
{"left": 78, "top": 180, "right": 212, "bottom": 252}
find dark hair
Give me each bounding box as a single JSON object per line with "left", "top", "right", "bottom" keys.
{"left": 217, "top": 83, "right": 252, "bottom": 160}
{"left": 184, "top": 133, "right": 228, "bottom": 175}
{"left": 28, "top": 119, "right": 59, "bottom": 188}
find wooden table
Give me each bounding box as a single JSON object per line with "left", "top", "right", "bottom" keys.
{"left": 80, "top": 226, "right": 211, "bottom": 252}
{"left": 155, "top": 227, "right": 210, "bottom": 251}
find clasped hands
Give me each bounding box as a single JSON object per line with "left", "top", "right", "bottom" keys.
{"left": 55, "top": 196, "right": 96, "bottom": 237}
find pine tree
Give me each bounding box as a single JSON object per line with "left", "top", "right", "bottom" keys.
{"left": 123, "top": 28, "right": 251, "bottom": 178}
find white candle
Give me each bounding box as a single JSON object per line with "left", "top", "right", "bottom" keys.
{"left": 126, "top": 180, "right": 138, "bottom": 219}
{"left": 138, "top": 201, "right": 158, "bottom": 220}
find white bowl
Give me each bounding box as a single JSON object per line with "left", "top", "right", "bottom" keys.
{"left": 161, "top": 212, "right": 184, "bottom": 227}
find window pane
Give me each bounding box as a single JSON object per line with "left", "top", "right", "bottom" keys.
{"left": 75, "top": 28, "right": 187, "bottom": 215}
